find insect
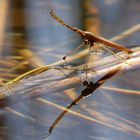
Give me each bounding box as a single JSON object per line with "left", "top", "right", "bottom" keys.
{"left": 50, "top": 10, "right": 133, "bottom": 64}
{"left": 42, "top": 66, "right": 121, "bottom": 138}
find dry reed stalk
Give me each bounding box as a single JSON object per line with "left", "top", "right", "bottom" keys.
{"left": 0, "top": 45, "right": 140, "bottom": 102}
{"left": 0, "top": 0, "right": 9, "bottom": 57}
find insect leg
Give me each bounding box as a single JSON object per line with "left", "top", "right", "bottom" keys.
{"left": 99, "top": 44, "right": 129, "bottom": 64}
{"left": 62, "top": 43, "right": 85, "bottom": 68}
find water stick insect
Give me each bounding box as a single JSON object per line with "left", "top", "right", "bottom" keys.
{"left": 50, "top": 10, "right": 133, "bottom": 64}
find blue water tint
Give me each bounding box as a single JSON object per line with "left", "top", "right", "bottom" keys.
{"left": 24, "top": 0, "right": 82, "bottom": 64}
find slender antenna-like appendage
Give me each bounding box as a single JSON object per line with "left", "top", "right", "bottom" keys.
{"left": 50, "top": 10, "right": 85, "bottom": 37}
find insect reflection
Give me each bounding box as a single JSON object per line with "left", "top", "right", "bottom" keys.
{"left": 42, "top": 67, "right": 121, "bottom": 138}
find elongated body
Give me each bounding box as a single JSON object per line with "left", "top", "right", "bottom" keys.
{"left": 83, "top": 31, "right": 133, "bottom": 53}
{"left": 50, "top": 10, "right": 133, "bottom": 54}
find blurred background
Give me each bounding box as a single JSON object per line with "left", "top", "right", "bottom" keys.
{"left": 0, "top": 0, "right": 140, "bottom": 140}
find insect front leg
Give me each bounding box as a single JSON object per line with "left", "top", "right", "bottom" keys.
{"left": 62, "top": 43, "right": 85, "bottom": 68}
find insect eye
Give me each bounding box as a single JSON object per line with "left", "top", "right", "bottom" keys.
{"left": 83, "top": 81, "right": 89, "bottom": 86}
{"left": 83, "top": 40, "right": 89, "bottom": 45}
